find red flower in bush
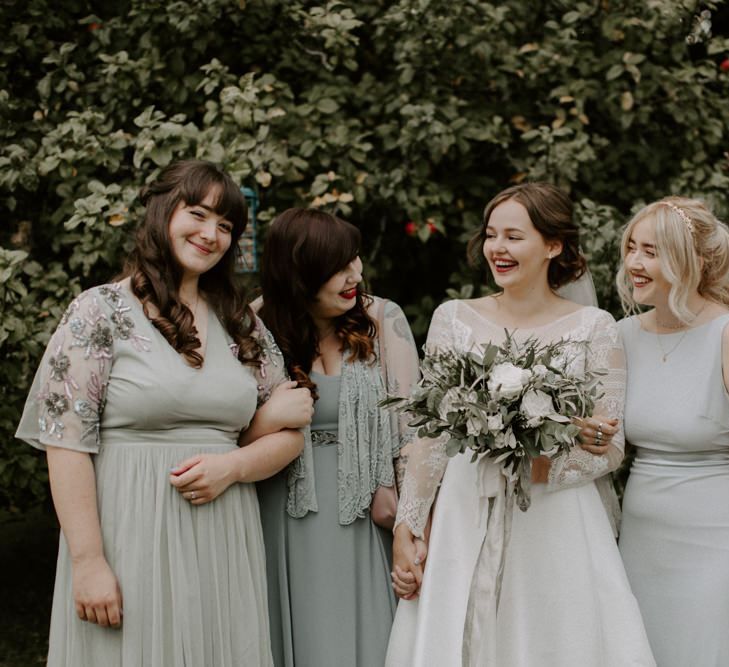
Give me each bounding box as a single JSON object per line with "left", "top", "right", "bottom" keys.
{"left": 720, "top": 58, "right": 729, "bottom": 73}
{"left": 405, "top": 221, "right": 417, "bottom": 236}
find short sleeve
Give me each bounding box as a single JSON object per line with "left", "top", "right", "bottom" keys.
{"left": 15, "top": 288, "right": 114, "bottom": 454}
{"left": 250, "top": 316, "right": 289, "bottom": 406}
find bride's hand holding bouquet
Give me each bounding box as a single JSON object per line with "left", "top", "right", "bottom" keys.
{"left": 384, "top": 331, "right": 605, "bottom": 511}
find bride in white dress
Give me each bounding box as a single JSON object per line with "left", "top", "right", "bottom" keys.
{"left": 386, "top": 183, "right": 655, "bottom": 666}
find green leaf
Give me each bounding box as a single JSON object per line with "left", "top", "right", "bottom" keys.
{"left": 606, "top": 64, "right": 624, "bottom": 80}
{"left": 316, "top": 98, "right": 339, "bottom": 114}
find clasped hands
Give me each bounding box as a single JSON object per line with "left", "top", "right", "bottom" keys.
{"left": 391, "top": 524, "right": 429, "bottom": 600}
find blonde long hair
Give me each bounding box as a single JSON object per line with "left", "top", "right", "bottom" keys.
{"left": 617, "top": 196, "right": 729, "bottom": 322}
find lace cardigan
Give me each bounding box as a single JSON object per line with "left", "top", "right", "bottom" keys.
{"left": 279, "top": 297, "right": 421, "bottom": 524}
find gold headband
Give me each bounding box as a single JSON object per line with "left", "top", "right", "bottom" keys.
{"left": 665, "top": 202, "right": 694, "bottom": 233}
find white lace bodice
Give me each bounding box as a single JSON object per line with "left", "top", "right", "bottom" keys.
{"left": 395, "top": 299, "right": 626, "bottom": 537}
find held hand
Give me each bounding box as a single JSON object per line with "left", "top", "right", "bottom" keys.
{"left": 391, "top": 537, "right": 428, "bottom": 600}
{"left": 257, "top": 381, "right": 314, "bottom": 432}
{"left": 170, "top": 453, "right": 236, "bottom": 504}
{"left": 575, "top": 415, "right": 618, "bottom": 455}
{"left": 72, "top": 555, "right": 123, "bottom": 628}
{"left": 392, "top": 524, "right": 427, "bottom": 599}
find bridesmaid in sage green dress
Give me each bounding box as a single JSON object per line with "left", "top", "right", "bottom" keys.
{"left": 254, "top": 208, "right": 420, "bottom": 667}
{"left": 617, "top": 197, "right": 729, "bottom": 667}
{"left": 15, "top": 161, "right": 308, "bottom": 666}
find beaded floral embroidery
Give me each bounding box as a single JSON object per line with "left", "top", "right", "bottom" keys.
{"left": 37, "top": 284, "right": 151, "bottom": 446}
{"left": 254, "top": 318, "right": 285, "bottom": 406}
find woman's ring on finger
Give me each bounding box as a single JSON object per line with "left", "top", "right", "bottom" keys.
{"left": 190, "top": 491, "right": 196, "bottom": 500}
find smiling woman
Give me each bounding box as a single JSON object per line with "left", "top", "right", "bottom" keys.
{"left": 14, "top": 160, "right": 307, "bottom": 667}
{"left": 386, "top": 182, "right": 655, "bottom": 666}
{"left": 483, "top": 198, "right": 562, "bottom": 289}
{"left": 168, "top": 196, "right": 234, "bottom": 277}
{"left": 254, "top": 208, "right": 421, "bottom": 667}
{"left": 617, "top": 197, "right": 729, "bottom": 667}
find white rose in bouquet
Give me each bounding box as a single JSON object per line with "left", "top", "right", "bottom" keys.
{"left": 520, "top": 389, "right": 555, "bottom": 427}
{"left": 488, "top": 362, "right": 530, "bottom": 399}
{"left": 486, "top": 414, "right": 504, "bottom": 431}
{"left": 531, "top": 364, "right": 549, "bottom": 379}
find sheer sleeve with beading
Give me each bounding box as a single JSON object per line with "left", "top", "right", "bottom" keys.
{"left": 547, "top": 310, "right": 626, "bottom": 490}
{"left": 251, "top": 315, "right": 289, "bottom": 407}
{"left": 15, "top": 284, "right": 153, "bottom": 453}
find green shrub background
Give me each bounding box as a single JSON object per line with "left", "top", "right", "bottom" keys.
{"left": 2, "top": 0, "right": 728, "bottom": 511}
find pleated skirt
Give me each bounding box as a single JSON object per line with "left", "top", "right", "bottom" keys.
{"left": 47, "top": 434, "right": 272, "bottom": 667}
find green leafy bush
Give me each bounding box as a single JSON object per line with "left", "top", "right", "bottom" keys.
{"left": 2, "top": 0, "right": 728, "bottom": 510}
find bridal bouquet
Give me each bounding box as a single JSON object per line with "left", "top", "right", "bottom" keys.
{"left": 383, "top": 333, "right": 604, "bottom": 510}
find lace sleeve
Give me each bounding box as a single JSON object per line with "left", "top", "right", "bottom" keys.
{"left": 394, "top": 301, "right": 455, "bottom": 538}
{"left": 548, "top": 310, "right": 626, "bottom": 490}
{"left": 15, "top": 288, "right": 117, "bottom": 453}
{"left": 377, "top": 299, "right": 421, "bottom": 488}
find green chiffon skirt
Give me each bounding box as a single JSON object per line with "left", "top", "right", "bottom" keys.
{"left": 257, "top": 433, "right": 396, "bottom": 667}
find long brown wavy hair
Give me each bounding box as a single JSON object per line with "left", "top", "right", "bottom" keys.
{"left": 122, "top": 160, "right": 260, "bottom": 368}
{"left": 259, "top": 208, "right": 376, "bottom": 397}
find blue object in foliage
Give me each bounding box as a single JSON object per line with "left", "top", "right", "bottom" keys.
{"left": 238, "top": 187, "right": 259, "bottom": 273}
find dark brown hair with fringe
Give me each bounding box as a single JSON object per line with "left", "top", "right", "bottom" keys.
{"left": 122, "top": 160, "right": 261, "bottom": 368}
{"left": 258, "top": 208, "right": 376, "bottom": 398}
{"left": 467, "top": 182, "right": 587, "bottom": 290}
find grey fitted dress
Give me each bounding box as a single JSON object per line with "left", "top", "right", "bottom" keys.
{"left": 619, "top": 314, "right": 729, "bottom": 667}
{"left": 16, "top": 283, "right": 283, "bottom": 666}
{"left": 257, "top": 370, "right": 396, "bottom": 667}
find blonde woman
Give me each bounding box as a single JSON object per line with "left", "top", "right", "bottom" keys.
{"left": 617, "top": 196, "right": 729, "bottom": 667}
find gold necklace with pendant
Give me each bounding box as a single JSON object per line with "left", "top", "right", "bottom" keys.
{"left": 656, "top": 329, "right": 691, "bottom": 362}
{"left": 654, "top": 302, "right": 707, "bottom": 362}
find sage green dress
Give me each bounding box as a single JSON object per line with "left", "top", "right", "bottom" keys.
{"left": 16, "top": 283, "right": 285, "bottom": 667}
{"left": 258, "top": 370, "right": 396, "bottom": 667}
{"left": 619, "top": 314, "right": 729, "bottom": 666}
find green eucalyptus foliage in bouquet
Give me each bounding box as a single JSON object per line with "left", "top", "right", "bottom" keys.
{"left": 384, "top": 333, "right": 605, "bottom": 510}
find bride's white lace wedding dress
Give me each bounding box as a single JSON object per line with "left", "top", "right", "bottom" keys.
{"left": 386, "top": 299, "right": 655, "bottom": 667}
